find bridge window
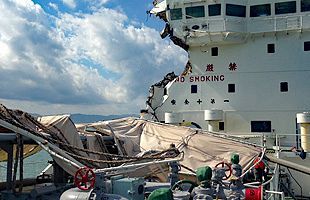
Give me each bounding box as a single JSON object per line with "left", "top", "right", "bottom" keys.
{"left": 209, "top": 4, "right": 221, "bottom": 16}
{"left": 305, "top": 41, "right": 310, "bottom": 51}
{"left": 170, "top": 8, "right": 182, "bottom": 20}
{"left": 191, "top": 85, "right": 198, "bottom": 93}
{"left": 280, "top": 82, "right": 288, "bottom": 92}
{"left": 226, "top": 4, "right": 246, "bottom": 17}
{"left": 301, "top": 0, "right": 310, "bottom": 12}
{"left": 250, "top": 4, "right": 271, "bottom": 17}
{"left": 267, "top": 44, "right": 275, "bottom": 53}
{"left": 275, "top": 1, "right": 296, "bottom": 15}
{"left": 186, "top": 6, "right": 205, "bottom": 19}
{"left": 251, "top": 121, "right": 272, "bottom": 132}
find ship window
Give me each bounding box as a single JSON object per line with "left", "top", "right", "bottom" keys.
{"left": 301, "top": 0, "right": 310, "bottom": 12}
{"left": 251, "top": 121, "right": 272, "bottom": 132}
{"left": 275, "top": 1, "right": 296, "bottom": 15}
{"left": 185, "top": 6, "right": 205, "bottom": 19}
{"left": 170, "top": 8, "right": 182, "bottom": 20}
{"left": 304, "top": 41, "right": 310, "bottom": 51}
{"left": 280, "top": 82, "right": 289, "bottom": 92}
{"left": 226, "top": 4, "right": 246, "bottom": 17}
{"left": 191, "top": 85, "right": 198, "bottom": 93}
{"left": 211, "top": 47, "right": 218, "bottom": 56}
{"left": 250, "top": 4, "right": 271, "bottom": 17}
{"left": 267, "top": 44, "right": 275, "bottom": 53}
{"left": 209, "top": 4, "right": 221, "bottom": 16}
{"left": 228, "top": 84, "right": 235, "bottom": 93}
{"left": 219, "top": 122, "right": 225, "bottom": 131}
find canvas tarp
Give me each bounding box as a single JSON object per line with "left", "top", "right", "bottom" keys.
{"left": 38, "top": 115, "right": 86, "bottom": 154}
{"left": 79, "top": 117, "right": 260, "bottom": 173}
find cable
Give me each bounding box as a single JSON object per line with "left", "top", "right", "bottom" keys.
{"left": 287, "top": 168, "right": 302, "bottom": 199}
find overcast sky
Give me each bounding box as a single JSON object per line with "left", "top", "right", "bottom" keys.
{"left": 0, "top": 0, "right": 187, "bottom": 115}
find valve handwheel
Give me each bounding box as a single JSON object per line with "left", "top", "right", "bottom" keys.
{"left": 74, "top": 167, "right": 96, "bottom": 191}
{"left": 172, "top": 180, "right": 198, "bottom": 193}
{"left": 215, "top": 162, "right": 232, "bottom": 180}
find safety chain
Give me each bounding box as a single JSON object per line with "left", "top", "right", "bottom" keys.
{"left": 63, "top": 146, "right": 180, "bottom": 163}
{"left": 66, "top": 151, "right": 180, "bottom": 164}
{"left": 48, "top": 136, "right": 179, "bottom": 160}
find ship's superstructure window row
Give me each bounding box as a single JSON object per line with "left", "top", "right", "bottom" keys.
{"left": 169, "top": 1, "right": 310, "bottom": 21}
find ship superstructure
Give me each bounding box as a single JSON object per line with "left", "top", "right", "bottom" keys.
{"left": 146, "top": 0, "right": 310, "bottom": 145}
{"left": 145, "top": 0, "right": 310, "bottom": 197}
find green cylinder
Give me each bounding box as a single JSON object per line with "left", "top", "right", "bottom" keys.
{"left": 231, "top": 153, "right": 240, "bottom": 164}
{"left": 196, "top": 166, "right": 212, "bottom": 182}
{"left": 148, "top": 188, "right": 174, "bottom": 200}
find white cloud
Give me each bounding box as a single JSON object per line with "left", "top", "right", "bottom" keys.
{"left": 0, "top": 0, "right": 187, "bottom": 115}
{"left": 48, "top": 2, "right": 58, "bottom": 11}
{"left": 63, "top": 0, "right": 76, "bottom": 9}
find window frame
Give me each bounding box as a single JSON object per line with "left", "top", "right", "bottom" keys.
{"left": 219, "top": 122, "right": 225, "bottom": 131}
{"left": 280, "top": 82, "right": 289, "bottom": 92}
{"left": 191, "top": 85, "right": 198, "bottom": 93}
{"left": 251, "top": 121, "right": 272, "bottom": 132}
{"left": 275, "top": 1, "right": 296, "bottom": 15}
{"left": 211, "top": 47, "right": 219, "bottom": 56}
{"left": 226, "top": 4, "right": 246, "bottom": 17}
{"left": 250, "top": 4, "right": 271, "bottom": 17}
{"left": 170, "top": 8, "right": 183, "bottom": 20}
{"left": 185, "top": 6, "right": 205, "bottom": 19}
{"left": 304, "top": 41, "right": 310, "bottom": 51}
{"left": 267, "top": 43, "right": 275, "bottom": 53}
{"left": 301, "top": 0, "right": 310, "bottom": 12}
{"left": 208, "top": 4, "right": 221, "bottom": 16}
{"left": 228, "top": 84, "right": 236, "bottom": 93}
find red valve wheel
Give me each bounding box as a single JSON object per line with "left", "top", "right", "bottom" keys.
{"left": 215, "top": 161, "right": 232, "bottom": 180}
{"left": 74, "top": 167, "right": 96, "bottom": 191}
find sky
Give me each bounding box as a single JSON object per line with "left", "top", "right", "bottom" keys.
{"left": 0, "top": 0, "right": 187, "bottom": 115}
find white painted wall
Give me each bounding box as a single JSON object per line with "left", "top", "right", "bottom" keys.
{"left": 151, "top": 31, "right": 310, "bottom": 148}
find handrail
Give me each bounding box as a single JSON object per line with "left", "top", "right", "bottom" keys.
{"left": 265, "top": 190, "right": 285, "bottom": 200}
{"left": 240, "top": 148, "right": 266, "bottom": 178}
